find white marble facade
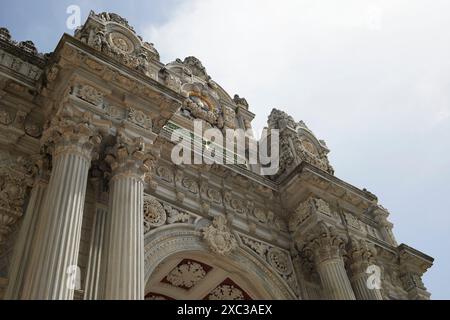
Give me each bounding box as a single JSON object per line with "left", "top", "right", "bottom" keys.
{"left": 0, "top": 11, "right": 433, "bottom": 300}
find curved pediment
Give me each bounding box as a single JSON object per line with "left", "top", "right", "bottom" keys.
{"left": 74, "top": 11, "right": 160, "bottom": 77}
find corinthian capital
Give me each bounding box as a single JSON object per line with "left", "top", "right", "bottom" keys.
{"left": 347, "top": 238, "right": 377, "bottom": 275}
{"left": 300, "top": 222, "right": 347, "bottom": 264}
{"left": 105, "top": 127, "right": 157, "bottom": 182}
{"left": 41, "top": 111, "right": 103, "bottom": 161}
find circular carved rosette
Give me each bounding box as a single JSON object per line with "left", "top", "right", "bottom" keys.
{"left": 267, "top": 247, "right": 293, "bottom": 276}
{"left": 109, "top": 32, "right": 134, "bottom": 54}
{"left": 143, "top": 196, "right": 166, "bottom": 232}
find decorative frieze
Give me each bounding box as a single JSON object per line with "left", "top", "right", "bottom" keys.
{"left": 128, "top": 107, "right": 152, "bottom": 130}
{"left": 0, "top": 49, "right": 43, "bottom": 81}
{"left": 74, "top": 84, "right": 104, "bottom": 107}
{"left": 289, "top": 197, "right": 334, "bottom": 232}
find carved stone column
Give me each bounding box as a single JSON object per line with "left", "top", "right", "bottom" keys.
{"left": 104, "top": 130, "right": 156, "bottom": 300}
{"left": 301, "top": 222, "right": 356, "bottom": 300}
{"left": 84, "top": 204, "right": 108, "bottom": 300}
{"left": 4, "top": 156, "right": 48, "bottom": 299}
{"left": 347, "top": 239, "right": 383, "bottom": 300}
{"left": 21, "top": 116, "right": 101, "bottom": 300}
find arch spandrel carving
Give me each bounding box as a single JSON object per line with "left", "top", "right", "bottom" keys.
{"left": 144, "top": 224, "right": 297, "bottom": 300}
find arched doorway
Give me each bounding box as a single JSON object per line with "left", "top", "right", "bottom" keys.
{"left": 144, "top": 224, "right": 296, "bottom": 300}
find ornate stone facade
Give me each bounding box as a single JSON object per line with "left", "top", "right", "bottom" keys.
{"left": 0, "top": 12, "right": 433, "bottom": 300}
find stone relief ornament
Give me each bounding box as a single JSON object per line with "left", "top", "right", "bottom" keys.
{"left": 313, "top": 198, "right": 332, "bottom": 217}
{"left": 345, "top": 212, "right": 362, "bottom": 230}
{"left": 207, "top": 285, "right": 244, "bottom": 300}
{"left": 182, "top": 56, "right": 211, "bottom": 81}
{"left": 239, "top": 234, "right": 298, "bottom": 294}
{"left": 267, "top": 247, "right": 293, "bottom": 276}
{"left": 105, "top": 105, "right": 126, "bottom": 120}
{"left": 206, "top": 188, "right": 222, "bottom": 204}
{"left": 128, "top": 107, "right": 152, "bottom": 130}
{"left": 182, "top": 178, "right": 199, "bottom": 194}
{"left": 0, "top": 108, "right": 13, "bottom": 125}
{"left": 233, "top": 94, "right": 249, "bottom": 109}
{"left": 160, "top": 68, "right": 182, "bottom": 92}
{"left": 109, "top": 32, "right": 134, "bottom": 54}
{"left": 223, "top": 106, "right": 236, "bottom": 129}
{"left": 241, "top": 236, "right": 268, "bottom": 257}
{"left": 253, "top": 207, "right": 268, "bottom": 224}
{"left": 202, "top": 216, "right": 237, "bottom": 256}
{"left": 166, "top": 261, "right": 207, "bottom": 289}
{"left": 0, "top": 152, "right": 35, "bottom": 245}
{"left": 230, "top": 198, "right": 247, "bottom": 215}
{"left": 143, "top": 196, "right": 167, "bottom": 231}
{"left": 156, "top": 166, "right": 174, "bottom": 183}
{"left": 76, "top": 11, "right": 160, "bottom": 77}
{"left": 164, "top": 203, "right": 191, "bottom": 224}
{"left": 268, "top": 108, "right": 297, "bottom": 130}
{"left": 289, "top": 198, "right": 313, "bottom": 232}
{"left": 24, "top": 122, "right": 42, "bottom": 138}
{"left": 75, "top": 84, "right": 104, "bottom": 106}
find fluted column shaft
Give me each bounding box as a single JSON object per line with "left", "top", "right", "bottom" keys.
{"left": 21, "top": 119, "right": 101, "bottom": 300}
{"left": 104, "top": 131, "right": 155, "bottom": 300}
{"left": 317, "top": 257, "right": 356, "bottom": 300}
{"left": 84, "top": 204, "right": 108, "bottom": 300}
{"left": 21, "top": 149, "right": 91, "bottom": 299}
{"left": 105, "top": 174, "right": 144, "bottom": 300}
{"left": 348, "top": 239, "right": 383, "bottom": 300}
{"left": 350, "top": 272, "right": 383, "bottom": 300}
{"left": 5, "top": 179, "right": 47, "bottom": 299}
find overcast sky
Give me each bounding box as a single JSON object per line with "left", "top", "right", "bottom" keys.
{"left": 1, "top": 0, "right": 449, "bottom": 299}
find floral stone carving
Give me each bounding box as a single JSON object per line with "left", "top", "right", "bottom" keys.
{"left": 267, "top": 247, "right": 293, "bottom": 276}
{"left": 202, "top": 216, "right": 237, "bottom": 256}
{"left": 166, "top": 261, "right": 207, "bottom": 289}
{"left": 143, "top": 196, "right": 166, "bottom": 231}
{"left": 207, "top": 284, "right": 244, "bottom": 300}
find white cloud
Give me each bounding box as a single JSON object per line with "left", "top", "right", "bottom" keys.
{"left": 143, "top": 0, "right": 450, "bottom": 298}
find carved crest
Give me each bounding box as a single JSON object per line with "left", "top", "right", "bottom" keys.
{"left": 202, "top": 216, "right": 237, "bottom": 256}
